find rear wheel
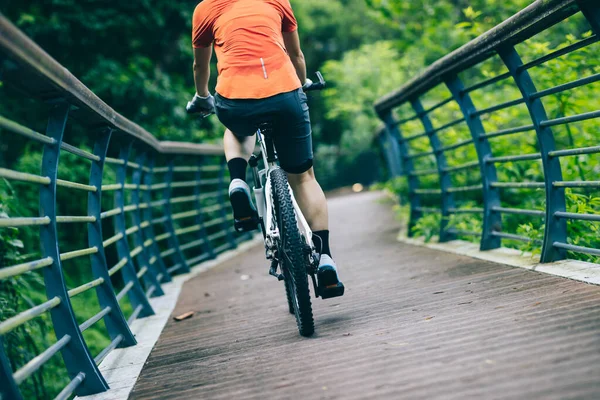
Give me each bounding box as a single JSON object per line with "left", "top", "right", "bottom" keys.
{"left": 271, "top": 168, "right": 314, "bottom": 336}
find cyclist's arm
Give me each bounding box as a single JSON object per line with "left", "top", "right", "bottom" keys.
{"left": 283, "top": 30, "right": 307, "bottom": 83}
{"left": 193, "top": 46, "right": 212, "bottom": 97}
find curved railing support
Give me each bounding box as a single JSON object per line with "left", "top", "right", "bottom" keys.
{"left": 0, "top": 337, "right": 22, "bottom": 400}
{"left": 114, "top": 141, "right": 155, "bottom": 319}
{"left": 381, "top": 112, "right": 422, "bottom": 235}
{"left": 88, "top": 127, "right": 137, "bottom": 347}
{"left": 445, "top": 76, "right": 502, "bottom": 250}
{"left": 499, "top": 46, "right": 568, "bottom": 262}
{"left": 410, "top": 98, "right": 456, "bottom": 242}
{"left": 41, "top": 101, "right": 108, "bottom": 395}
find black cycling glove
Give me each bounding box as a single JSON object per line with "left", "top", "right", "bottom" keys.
{"left": 186, "top": 93, "right": 215, "bottom": 114}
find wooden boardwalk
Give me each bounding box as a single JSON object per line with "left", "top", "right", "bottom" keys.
{"left": 130, "top": 192, "right": 600, "bottom": 400}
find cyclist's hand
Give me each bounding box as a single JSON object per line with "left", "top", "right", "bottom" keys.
{"left": 302, "top": 78, "right": 313, "bottom": 91}
{"left": 186, "top": 93, "right": 215, "bottom": 115}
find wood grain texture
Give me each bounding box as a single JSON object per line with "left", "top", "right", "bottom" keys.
{"left": 131, "top": 191, "right": 600, "bottom": 400}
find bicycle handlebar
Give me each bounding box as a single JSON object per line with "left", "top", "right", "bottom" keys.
{"left": 303, "top": 71, "right": 326, "bottom": 92}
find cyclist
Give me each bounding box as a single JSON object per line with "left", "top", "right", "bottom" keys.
{"left": 186, "top": 0, "right": 343, "bottom": 298}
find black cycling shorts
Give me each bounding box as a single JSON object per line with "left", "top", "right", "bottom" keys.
{"left": 215, "top": 88, "right": 313, "bottom": 174}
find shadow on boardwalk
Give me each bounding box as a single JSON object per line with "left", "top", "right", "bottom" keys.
{"left": 130, "top": 191, "right": 600, "bottom": 400}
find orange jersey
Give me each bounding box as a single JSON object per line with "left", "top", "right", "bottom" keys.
{"left": 192, "top": 0, "right": 302, "bottom": 99}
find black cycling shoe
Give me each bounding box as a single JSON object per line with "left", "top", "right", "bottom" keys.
{"left": 229, "top": 179, "right": 259, "bottom": 232}
{"left": 317, "top": 254, "right": 345, "bottom": 299}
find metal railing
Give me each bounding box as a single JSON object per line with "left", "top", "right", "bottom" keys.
{"left": 375, "top": 0, "right": 600, "bottom": 263}
{"left": 0, "top": 14, "right": 251, "bottom": 400}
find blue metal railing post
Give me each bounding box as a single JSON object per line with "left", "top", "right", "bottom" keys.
{"left": 446, "top": 76, "right": 502, "bottom": 250}
{"left": 88, "top": 127, "right": 137, "bottom": 347}
{"left": 131, "top": 152, "right": 164, "bottom": 297}
{"left": 141, "top": 157, "right": 172, "bottom": 283}
{"left": 194, "top": 157, "right": 217, "bottom": 260}
{"left": 114, "top": 141, "right": 155, "bottom": 317}
{"left": 40, "top": 101, "right": 108, "bottom": 394}
{"left": 162, "top": 159, "right": 191, "bottom": 274}
{"left": 578, "top": 0, "right": 600, "bottom": 35}
{"left": 217, "top": 157, "right": 238, "bottom": 250}
{"left": 378, "top": 126, "right": 404, "bottom": 177}
{"left": 380, "top": 111, "right": 421, "bottom": 235}
{"left": 499, "top": 46, "right": 568, "bottom": 262}
{"left": 0, "top": 338, "right": 21, "bottom": 400}
{"left": 411, "top": 99, "right": 456, "bottom": 242}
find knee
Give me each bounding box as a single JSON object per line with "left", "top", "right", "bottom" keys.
{"left": 282, "top": 158, "right": 313, "bottom": 175}
{"left": 287, "top": 165, "right": 315, "bottom": 187}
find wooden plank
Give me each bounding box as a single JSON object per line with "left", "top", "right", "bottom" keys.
{"left": 130, "top": 192, "right": 600, "bottom": 399}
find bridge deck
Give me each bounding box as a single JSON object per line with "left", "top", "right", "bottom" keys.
{"left": 130, "top": 192, "right": 600, "bottom": 400}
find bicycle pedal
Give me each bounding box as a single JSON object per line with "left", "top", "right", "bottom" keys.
{"left": 234, "top": 216, "right": 259, "bottom": 232}
{"left": 319, "top": 281, "right": 345, "bottom": 299}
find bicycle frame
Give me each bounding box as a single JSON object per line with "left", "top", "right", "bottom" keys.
{"left": 250, "top": 127, "right": 315, "bottom": 263}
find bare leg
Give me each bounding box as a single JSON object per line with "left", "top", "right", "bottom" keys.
{"left": 224, "top": 128, "right": 255, "bottom": 162}
{"left": 287, "top": 167, "right": 328, "bottom": 231}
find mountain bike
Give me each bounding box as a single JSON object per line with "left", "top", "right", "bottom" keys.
{"left": 230, "top": 72, "right": 342, "bottom": 337}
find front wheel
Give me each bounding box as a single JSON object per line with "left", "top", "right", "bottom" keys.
{"left": 271, "top": 168, "right": 314, "bottom": 336}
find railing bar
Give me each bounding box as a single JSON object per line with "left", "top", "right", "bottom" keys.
{"left": 199, "top": 191, "right": 221, "bottom": 200}
{"left": 174, "top": 224, "right": 203, "bottom": 236}
{"left": 208, "top": 231, "right": 228, "bottom": 241}
{"left": 414, "top": 207, "right": 441, "bottom": 213}
{"left": 152, "top": 167, "right": 169, "bottom": 173}
{"left": 214, "top": 243, "right": 231, "bottom": 254}
{"left": 79, "top": 306, "right": 112, "bottom": 332}
{"left": 143, "top": 238, "right": 153, "bottom": 248}
{"left": 123, "top": 204, "right": 139, "bottom": 212}
{"left": 446, "top": 229, "right": 480, "bottom": 237}
{"left": 140, "top": 221, "right": 150, "bottom": 229}
{"left": 125, "top": 226, "right": 139, "bottom": 236}
{"left": 200, "top": 204, "right": 222, "bottom": 213}
{"left": 186, "top": 253, "right": 211, "bottom": 266}
{"left": 104, "top": 157, "right": 125, "bottom": 165}
{"left": 0, "top": 115, "right": 56, "bottom": 145}
{"left": 549, "top": 145, "right": 600, "bottom": 158}
{"left": 553, "top": 242, "right": 600, "bottom": 256}
{"left": 59, "top": 246, "right": 98, "bottom": 261}
{"left": 160, "top": 248, "right": 176, "bottom": 258}
{"left": 203, "top": 218, "right": 227, "bottom": 228}
{"left": 491, "top": 182, "right": 545, "bottom": 189}
{"left": 0, "top": 297, "right": 61, "bottom": 335}
{"left": 442, "top": 161, "right": 479, "bottom": 173}
{"left": 127, "top": 161, "right": 140, "bottom": 169}
{"left": 406, "top": 150, "right": 435, "bottom": 160}
{"left": 486, "top": 153, "right": 541, "bottom": 163}
{"left": 102, "top": 232, "right": 124, "bottom": 248}
{"left": 393, "top": 114, "right": 419, "bottom": 126}
{"left": 56, "top": 216, "right": 96, "bottom": 224}
{"left": 448, "top": 208, "right": 484, "bottom": 214}
{"left": 172, "top": 210, "right": 201, "bottom": 220}
{"left": 0, "top": 167, "right": 50, "bottom": 184}
{"left": 94, "top": 334, "right": 124, "bottom": 365}
{"left": 461, "top": 72, "right": 512, "bottom": 94}
{"left": 13, "top": 335, "right": 71, "bottom": 385}
{"left": 54, "top": 372, "right": 86, "bottom": 400}
{"left": 56, "top": 179, "right": 97, "bottom": 192}
{"left": 169, "top": 195, "right": 198, "bottom": 204}
{"left": 108, "top": 258, "right": 128, "bottom": 277}
{"left": 60, "top": 142, "right": 100, "bottom": 162}
{"left": 0, "top": 216, "right": 51, "bottom": 227}
{"left": 200, "top": 165, "right": 221, "bottom": 172}
{"left": 116, "top": 282, "right": 134, "bottom": 302}
{"left": 152, "top": 216, "right": 168, "bottom": 225}
{"left": 431, "top": 117, "right": 465, "bottom": 134}
{"left": 146, "top": 285, "right": 157, "bottom": 298}
{"left": 171, "top": 180, "right": 203, "bottom": 188}
{"left": 409, "top": 168, "right": 438, "bottom": 177}
{"left": 491, "top": 231, "right": 540, "bottom": 243}
{"left": 422, "top": 97, "right": 454, "bottom": 114}
{"left": 447, "top": 185, "right": 483, "bottom": 193}
{"left": 179, "top": 238, "right": 207, "bottom": 251}
{"left": 480, "top": 124, "right": 535, "bottom": 139}
{"left": 166, "top": 264, "right": 182, "bottom": 274}
{"left": 492, "top": 207, "right": 545, "bottom": 217}
{"left": 553, "top": 180, "right": 600, "bottom": 188}
{"left": 554, "top": 211, "right": 600, "bottom": 222}
{"left": 413, "top": 189, "right": 442, "bottom": 195}
{"left": 136, "top": 266, "right": 148, "bottom": 279}
{"left": 540, "top": 110, "right": 600, "bottom": 128}
{"left": 439, "top": 138, "right": 474, "bottom": 153}
{"left": 0, "top": 257, "right": 54, "bottom": 281}
{"left": 101, "top": 207, "right": 123, "bottom": 219}
{"left": 154, "top": 232, "right": 172, "bottom": 242}
{"left": 129, "top": 245, "right": 143, "bottom": 258}
{"left": 519, "top": 35, "right": 599, "bottom": 71}
{"left": 530, "top": 73, "right": 600, "bottom": 100}
{"left": 101, "top": 183, "right": 123, "bottom": 191}
{"left": 173, "top": 166, "right": 201, "bottom": 172}
{"left": 471, "top": 98, "right": 525, "bottom": 117}
{"left": 151, "top": 183, "right": 168, "bottom": 190}
{"left": 199, "top": 178, "right": 220, "bottom": 185}
{"left": 402, "top": 131, "right": 428, "bottom": 142}
{"left": 68, "top": 277, "right": 105, "bottom": 298}
{"left": 127, "top": 305, "right": 144, "bottom": 325}
{"left": 123, "top": 183, "right": 139, "bottom": 190}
